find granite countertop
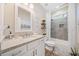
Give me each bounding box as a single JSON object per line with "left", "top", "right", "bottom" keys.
{"left": 0, "top": 35, "right": 44, "bottom": 54}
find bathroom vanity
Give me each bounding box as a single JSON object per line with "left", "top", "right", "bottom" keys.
{"left": 0, "top": 4, "right": 46, "bottom": 56}
{"left": 0, "top": 35, "right": 45, "bottom": 56}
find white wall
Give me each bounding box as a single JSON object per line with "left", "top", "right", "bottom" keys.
{"left": 32, "top": 3, "right": 46, "bottom": 34}
{"left": 0, "top": 4, "right": 4, "bottom": 52}
{"left": 46, "top": 4, "right": 77, "bottom": 55}
{"left": 0, "top": 4, "right": 4, "bottom": 42}
{"left": 46, "top": 11, "right": 51, "bottom": 38}
{"left": 68, "top": 4, "right": 77, "bottom": 48}
{"left": 76, "top": 4, "right": 79, "bottom": 47}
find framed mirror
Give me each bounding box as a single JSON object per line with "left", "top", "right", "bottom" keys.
{"left": 15, "top": 4, "right": 32, "bottom": 32}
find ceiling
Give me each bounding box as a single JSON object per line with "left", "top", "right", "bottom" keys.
{"left": 40, "top": 3, "right": 64, "bottom": 12}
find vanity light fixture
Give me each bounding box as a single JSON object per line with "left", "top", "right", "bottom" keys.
{"left": 56, "top": 4, "right": 66, "bottom": 9}
{"left": 24, "top": 3, "right": 34, "bottom": 9}
{"left": 56, "top": 5, "right": 60, "bottom": 9}
{"left": 29, "top": 4, "right": 34, "bottom": 9}
{"left": 24, "top": 3, "right": 28, "bottom": 6}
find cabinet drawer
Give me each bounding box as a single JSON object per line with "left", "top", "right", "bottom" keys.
{"left": 2, "top": 45, "right": 27, "bottom": 56}
{"left": 28, "top": 40, "right": 40, "bottom": 50}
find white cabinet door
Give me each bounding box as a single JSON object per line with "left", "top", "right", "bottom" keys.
{"left": 37, "top": 39, "right": 45, "bottom": 56}
{"left": 27, "top": 38, "right": 45, "bottom": 56}
{"left": 28, "top": 40, "right": 40, "bottom": 50}
{"left": 27, "top": 49, "right": 36, "bottom": 56}
{"left": 27, "top": 40, "right": 40, "bottom": 56}
{"left": 2, "top": 45, "right": 27, "bottom": 56}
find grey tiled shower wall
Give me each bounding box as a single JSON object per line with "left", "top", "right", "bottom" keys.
{"left": 51, "top": 14, "right": 68, "bottom": 41}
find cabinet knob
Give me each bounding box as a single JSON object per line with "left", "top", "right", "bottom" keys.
{"left": 33, "top": 49, "right": 37, "bottom": 56}
{"left": 33, "top": 51, "right": 35, "bottom": 56}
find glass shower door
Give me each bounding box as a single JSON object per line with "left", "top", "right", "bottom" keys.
{"left": 51, "top": 13, "right": 68, "bottom": 41}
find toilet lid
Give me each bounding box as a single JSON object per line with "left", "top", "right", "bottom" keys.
{"left": 45, "top": 41, "right": 55, "bottom": 47}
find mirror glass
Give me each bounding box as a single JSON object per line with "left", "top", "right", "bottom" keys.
{"left": 15, "top": 6, "right": 32, "bottom": 32}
